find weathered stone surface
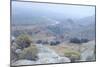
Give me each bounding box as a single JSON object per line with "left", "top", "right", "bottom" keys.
{"left": 12, "top": 44, "right": 71, "bottom": 66}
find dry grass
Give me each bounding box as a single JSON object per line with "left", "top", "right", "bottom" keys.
{"left": 45, "top": 42, "right": 81, "bottom": 62}
{"left": 19, "top": 45, "right": 38, "bottom": 60}
{"left": 45, "top": 42, "right": 81, "bottom": 56}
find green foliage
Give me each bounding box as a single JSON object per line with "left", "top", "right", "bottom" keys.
{"left": 16, "top": 33, "right": 32, "bottom": 44}
{"left": 19, "top": 45, "right": 38, "bottom": 60}
{"left": 16, "top": 34, "right": 32, "bottom": 49}
{"left": 64, "top": 49, "right": 80, "bottom": 62}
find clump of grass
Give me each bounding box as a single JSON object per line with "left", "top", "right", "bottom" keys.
{"left": 16, "top": 33, "right": 32, "bottom": 49}
{"left": 64, "top": 49, "right": 80, "bottom": 62}
{"left": 19, "top": 45, "right": 38, "bottom": 60}
{"left": 17, "top": 33, "right": 32, "bottom": 43}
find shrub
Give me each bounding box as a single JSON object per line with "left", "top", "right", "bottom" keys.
{"left": 80, "top": 39, "right": 89, "bottom": 43}
{"left": 42, "top": 41, "right": 49, "bottom": 44}
{"left": 70, "top": 38, "right": 89, "bottom": 44}
{"left": 56, "top": 41, "right": 60, "bottom": 44}
{"left": 64, "top": 49, "right": 80, "bottom": 62}
{"left": 50, "top": 41, "right": 57, "bottom": 46}
{"left": 19, "top": 45, "right": 38, "bottom": 60}
{"left": 50, "top": 41, "right": 60, "bottom": 46}
{"left": 16, "top": 34, "right": 32, "bottom": 49}
{"left": 36, "top": 40, "right": 42, "bottom": 44}
{"left": 70, "top": 38, "right": 81, "bottom": 44}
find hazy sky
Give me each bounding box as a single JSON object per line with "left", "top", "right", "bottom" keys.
{"left": 12, "top": 1, "right": 95, "bottom": 19}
